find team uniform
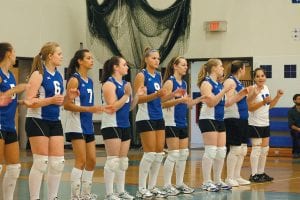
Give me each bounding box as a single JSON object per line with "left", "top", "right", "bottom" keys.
{"left": 248, "top": 85, "right": 270, "bottom": 138}
{"left": 0, "top": 69, "right": 18, "bottom": 144}
{"left": 65, "top": 72, "right": 95, "bottom": 143}
{"left": 224, "top": 75, "right": 250, "bottom": 187}
{"left": 25, "top": 66, "right": 64, "bottom": 137}
{"left": 198, "top": 76, "right": 225, "bottom": 133}
{"left": 224, "top": 75, "right": 249, "bottom": 145}
{"left": 162, "top": 76, "right": 194, "bottom": 195}
{"left": 101, "top": 76, "right": 131, "bottom": 141}
{"left": 163, "top": 75, "right": 188, "bottom": 139}
{"left": 136, "top": 69, "right": 165, "bottom": 132}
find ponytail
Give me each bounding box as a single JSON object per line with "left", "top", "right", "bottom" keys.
{"left": 101, "top": 56, "right": 121, "bottom": 83}
{"left": 163, "top": 56, "right": 185, "bottom": 83}
{"left": 197, "top": 58, "right": 222, "bottom": 88}
{"left": 66, "top": 49, "right": 90, "bottom": 81}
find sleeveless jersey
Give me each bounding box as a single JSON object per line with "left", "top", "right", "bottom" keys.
{"left": 0, "top": 69, "right": 17, "bottom": 132}
{"left": 136, "top": 69, "right": 163, "bottom": 121}
{"left": 163, "top": 76, "right": 187, "bottom": 127}
{"left": 65, "top": 73, "right": 94, "bottom": 134}
{"left": 248, "top": 84, "right": 270, "bottom": 126}
{"left": 224, "top": 75, "right": 248, "bottom": 120}
{"left": 26, "top": 66, "right": 64, "bottom": 121}
{"left": 101, "top": 76, "right": 131, "bottom": 128}
{"left": 199, "top": 76, "right": 225, "bottom": 121}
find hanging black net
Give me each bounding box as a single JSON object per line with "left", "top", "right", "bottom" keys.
{"left": 86, "top": 0, "right": 191, "bottom": 68}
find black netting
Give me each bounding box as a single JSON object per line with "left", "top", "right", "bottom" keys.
{"left": 86, "top": 0, "right": 191, "bottom": 68}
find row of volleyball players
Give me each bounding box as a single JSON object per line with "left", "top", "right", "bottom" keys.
{"left": 197, "top": 59, "right": 283, "bottom": 192}
{"left": 0, "top": 42, "right": 202, "bottom": 200}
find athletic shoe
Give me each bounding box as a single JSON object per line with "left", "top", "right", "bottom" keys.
{"left": 215, "top": 181, "right": 232, "bottom": 190}
{"left": 136, "top": 188, "right": 153, "bottom": 199}
{"left": 260, "top": 173, "right": 274, "bottom": 181}
{"left": 71, "top": 195, "right": 84, "bottom": 200}
{"left": 118, "top": 191, "right": 135, "bottom": 199}
{"left": 162, "top": 185, "right": 180, "bottom": 196}
{"left": 104, "top": 193, "right": 121, "bottom": 200}
{"left": 225, "top": 178, "right": 239, "bottom": 187}
{"left": 150, "top": 187, "right": 168, "bottom": 198}
{"left": 235, "top": 177, "right": 251, "bottom": 185}
{"left": 201, "top": 181, "right": 220, "bottom": 192}
{"left": 81, "top": 193, "right": 98, "bottom": 200}
{"left": 176, "top": 183, "right": 195, "bottom": 194}
{"left": 249, "top": 174, "right": 264, "bottom": 183}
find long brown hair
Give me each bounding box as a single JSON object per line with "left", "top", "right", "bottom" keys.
{"left": 101, "top": 56, "right": 122, "bottom": 83}
{"left": 0, "top": 42, "right": 13, "bottom": 62}
{"left": 29, "top": 42, "right": 60, "bottom": 77}
{"left": 163, "top": 56, "right": 185, "bottom": 83}
{"left": 197, "top": 58, "right": 221, "bottom": 88}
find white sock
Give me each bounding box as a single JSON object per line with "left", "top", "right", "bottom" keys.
{"left": 115, "top": 169, "right": 126, "bottom": 193}
{"left": 148, "top": 152, "right": 164, "bottom": 189}
{"left": 175, "top": 149, "right": 189, "bottom": 186}
{"left": 47, "top": 156, "right": 65, "bottom": 200}
{"left": 234, "top": 144, "right": 247, "bottom": 179}
{"left": 250, "top": 146, "right": 261, "bottom": 175}
{"left": 29, "top": 154, "right": 48, "bottom": 200}
{"left": 138, "top": 152, "right": 156, "bottom": 190}
{"left": 82, "top": 169, "right": 94, "bottom": 195}
{"left": 104, "top": 156, "right": 119, "bottom": 195}
{"left": 213, "top": 147, "right": 226, "bottom": 183}
{"left": 226, "top": 146, "right": 241, "bottom": 180}
{"left": 70, "top": 168, "right": 83, "bottom": 197}
{"left": 164, "top": 150, "right": 179, "bottom": 187}
{"left": 202, "top": 146, "right": 217, "bottom": 183}
{"left": 257, "top": 146, "right": 269, "bottom": 174}
{"left": 3, "top": 163, "right": 21, "bottom": 200}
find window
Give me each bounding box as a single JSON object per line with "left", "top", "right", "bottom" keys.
{"left": 260, "top": 65, "right": 272, "bottom": 78}
{"left": 284, "top": 64, "right": 297, "bottom": 78}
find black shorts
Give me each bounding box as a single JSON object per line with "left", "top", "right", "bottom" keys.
{"left": 0, "top": 130, "right": 18, "bottom": 144}
{"left": 65, "top": 132, "right": 95, "bottom": 143}
{"left": 198, "top": 119, "right": 225, "bottom": 133}
{"left": 165, "top": 126, "right": 188, "bottom": 139}
{"left": 136, "top": 119, "right": 165, "bottom": 133}
{"left": 248, "top": 125, "right": 270, "bottom": 138}
{"left": 225, "top": 118, "right": 249, "bottom": 145}
{"left": 101, "top": 127, "right": 131, "bottom": 142}
{"left": 25, "top": 117, "right": 63, "bottom": 138}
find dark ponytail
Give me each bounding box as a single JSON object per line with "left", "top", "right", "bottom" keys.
{"left": 101, "top": 56, "right": 122, "bottom": 83}
{"left": 67, "top": 49, "right": 90, "bottom": 80}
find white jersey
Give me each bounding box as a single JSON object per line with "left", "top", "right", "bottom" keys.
{"left": 248, "top": 85, "right": 270, "bottom": 126}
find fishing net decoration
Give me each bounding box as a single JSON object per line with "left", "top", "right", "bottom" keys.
{"left": 86, "top": 0, "right": 191, "bottom": 68}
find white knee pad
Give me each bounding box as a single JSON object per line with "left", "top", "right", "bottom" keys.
{"left": 32, "top": 154, "right": 48, "bottom": 173}
{"left": 0, "top": 164, "right": 2, "bottom": 174}
{"left": 178, "top": 148, "right": 189, "bottom": 161}
{"left": 104, "top": 156, "right": 120, "bottom": 172}
{"left": 261, "top": 146, "right": 269, "bottom": 156}
{"left": 166, "top": 150, "right": 180, "bottom": 162}
{"left": 143, "top": 152, "right": 157, "bottom": 163}
{"left": 241, "top": 144, "right": 248, "bottom": 156}
{"left": 204, "top": 145, "right": 217, "bottom": 159}
{"left": 251, "top": 146, "right": 261, "bottom": 157}
{"left": 154, "top": 152, "right": 165, "bottom": 163}
{"left": 216, "top": 146, "right": 227, "bottom": 159}
{"left": 48, "top": 156, "right": 65, "bottom": 175}
{"left": 4, "top": 163, "right": 21, "bottom": 179}
{"left": 251, "top": 138, "right": 262, "bottom": 146}
{"left": 229, "top": 146, "right": 242, "bottom": 156}
{"left": 119, "top": 157, "right": 129, "bottom": 171}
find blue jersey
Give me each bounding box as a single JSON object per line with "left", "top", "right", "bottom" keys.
{"left": 163, "top": 76, "right": 187, "bottom": 127}
{"left": 0, "top": 69, "right": 17, "bottom": 132}
{"left": 224, "top": 75, "right": 248, "bottom": 120}
{"left": 64, "top": 73, "right": 94, "bottom": 134}
{"left": 26, "top": 66, "right": 64, "bottom": 121}
{"left": 199, "top": 76, "right": 225, "bottom": 121}
{"left": 136, "top": 69, "right": 163, "bottom": 121}
{"left": 101, "top": 76, "right": 131, "bottom": 128}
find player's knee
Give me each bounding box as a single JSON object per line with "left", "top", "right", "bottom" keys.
{"left": 119, "top": 157, "right": 129, "bottom": 171}
{"left": 4, "top": 163, "right": 21, "bottom": 179}
{"left": 48, "top": 156, "right": 65, "bottom": 175}
{"left": 166, "top": 150, "right": 180, "bottom": 162}
{"left": 32, "top": 154, "right": 48, "bottom": 173}
{"left": 204, "top": 145, "right": 217, "bottom": 159}
{"left": 104, "top": 156, "right": 120, "bottom": 172}
{"left": 216, "top": 146, "right": 227, "bottom": 159}
{"left": 178, "top": 148, "right": 189, "bottom": 161}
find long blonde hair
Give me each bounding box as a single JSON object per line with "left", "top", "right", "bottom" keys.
{"left": 29, "top": 42, "right": 60, "bottom": 77}
{"left": 163, "top": 56, "right": 185, "bottom": 83}
{"left": 197, "top": 58, "right": 221, "bottom": 88}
